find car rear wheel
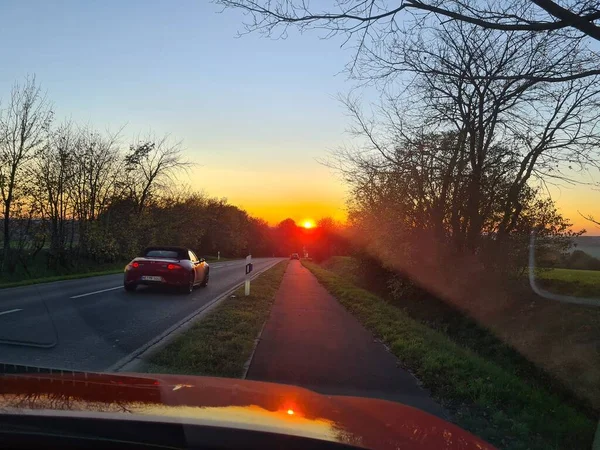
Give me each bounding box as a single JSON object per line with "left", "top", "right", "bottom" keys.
{"left": 200, "top": 269, "right": 209, "bottom": 287}
{"left": 180, "top": 273, "right": 194, "bottom": 294}
{"left": 124, "top": 283, "right": 136, "bottom": 292}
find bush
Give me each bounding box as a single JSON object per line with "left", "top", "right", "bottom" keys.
{"left": 563, "top": 250, "right": 600, "bottom": 271}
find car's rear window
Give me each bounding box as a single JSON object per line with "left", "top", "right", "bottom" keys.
{"left": 145, "top": 250, "right": 180, "bottom": 258}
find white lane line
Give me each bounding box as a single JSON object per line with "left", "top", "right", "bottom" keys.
{"left": 0, "top": 308, "right": 22, "bottom": 316}
{"left": 70, "top": 286, "right": 122, "bottom": 299}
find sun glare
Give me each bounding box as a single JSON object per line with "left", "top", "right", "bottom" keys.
{"left": 302, "top": 220, "right": 315, "bottom": 229}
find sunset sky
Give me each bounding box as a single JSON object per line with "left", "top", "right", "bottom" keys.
{"left": 0, "top": 0, "right": 597, "bottom": 233}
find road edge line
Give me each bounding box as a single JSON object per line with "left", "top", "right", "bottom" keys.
{"left": 107, "top": 260, "right": 281, "bottom": 373}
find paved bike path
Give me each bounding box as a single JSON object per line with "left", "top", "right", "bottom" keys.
{"left": 246, "top": 260, "right": 446, "bottom": 418}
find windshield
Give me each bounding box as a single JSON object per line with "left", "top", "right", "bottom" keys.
{"left": 144, "top": 250, "right": 181, "bottom": 259}
{"left": 0, "top": 2, "right": 598, "bottom": 450}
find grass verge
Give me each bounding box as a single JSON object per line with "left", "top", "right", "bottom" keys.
{"left": 0, "top": 257, "right": 235, "bottom": 289}
{"left": 302, "top": 260, "right": 596, "bottom": 450}
{"left": 204, "top": 256, "right": 234, "bottom": 262}
{"left": 323, "top": 257, "right": 600, "bottom": 415}
{"left": 144, "top": 260, "right": 288, "bottom": 378}
{"left": 0, "top": 265, "right": 126, "bottom": 289}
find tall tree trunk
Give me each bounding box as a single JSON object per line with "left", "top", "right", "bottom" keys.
{"left": 465, "top": 168, "right": 483, "bottom": 252}
{"left": 2, "top": 199, "right": 10, "bottom": 272}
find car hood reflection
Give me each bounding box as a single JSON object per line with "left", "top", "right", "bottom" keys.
{"left": 0, "top": 369, "right": 495, "bottom": 450}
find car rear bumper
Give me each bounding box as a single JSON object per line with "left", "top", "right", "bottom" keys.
{"left": 124, "top": 273, "right": 188, "bottom": 287}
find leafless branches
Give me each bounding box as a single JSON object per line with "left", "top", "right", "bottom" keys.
{"left": 334, "top": 14, "right": 600, "bottom": 254}
{"left": 217, "top": 0, "right": 600, "bottom": 81}
{"left": 0, "top": 76, "right": 53, "bottom": 270}
{"left": 579, "top": 210, "right": 600, "bottom": 225}
{"left": 124, "top": 134, "right": 192, "bottom": 213}
{"left": 218, "top": 0, "right": 600, "bottom": 39}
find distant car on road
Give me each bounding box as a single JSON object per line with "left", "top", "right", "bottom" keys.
{"left": 290, "top": 253, "right": 300, "bottom": 260}
{"left": 124, "top": 246, "right": 209, "bottom": 294}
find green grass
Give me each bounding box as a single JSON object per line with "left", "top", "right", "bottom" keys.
{"left": 0, "top": 267, "right": 126, "bottom": 288}
{"left": 302, "top": 261, "right": 596, "bottom": 450}
{"left": 325, "top": 257, "right": 600, "bottom": 415}
{"left": 145, "top": 260, "right": 288, "bottom": 377}
{"left": 204, "top": 256, "right": 234, "bottom": 262}
{"left": 536, "top": 267, "right": 600, "bottom": 297}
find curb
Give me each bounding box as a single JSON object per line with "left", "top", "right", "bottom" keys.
{"left": 242, "top": 317, "right": 268, "bottom": 379}
{"left": 107, "top": 260, "right": 282, "bottom": 373}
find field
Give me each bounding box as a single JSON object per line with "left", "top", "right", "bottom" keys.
{"left": 536, "top": 267, "right": 600, "bottom": 297}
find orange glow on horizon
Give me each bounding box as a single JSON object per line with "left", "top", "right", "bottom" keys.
{"left": 302, "top": 219, "right": 315, "bottom": 229}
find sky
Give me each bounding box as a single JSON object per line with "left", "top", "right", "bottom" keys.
{"left": 0, "top": 0, "right": 351, "bottom": 225}
{"left": 0, "top": 0, "right": 597, "bottom": 233}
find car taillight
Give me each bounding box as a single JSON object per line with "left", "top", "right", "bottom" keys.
{"left": 167, "top": 264, "right": 182, "bottom": 270}
{"left": 132, "top": 262, "right": 139, "bottom": 268}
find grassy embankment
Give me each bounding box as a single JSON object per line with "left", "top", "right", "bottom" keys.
{"left": 144, "top": 261, "right": 287, "bottom": 377}
{"left": 304, "top": 258, "right": 597, "bottom": 450}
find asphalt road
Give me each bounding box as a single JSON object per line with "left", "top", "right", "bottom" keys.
{"left": 0, "top": 258, "right": 282, "bottom": 371}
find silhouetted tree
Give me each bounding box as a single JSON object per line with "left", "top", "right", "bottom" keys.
{"left": 0, "top": 76, "right": 52, "bottom": 272}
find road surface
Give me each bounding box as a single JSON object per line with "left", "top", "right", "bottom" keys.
{"left": 0, "top": 258, "right": 282, "bottom": 371}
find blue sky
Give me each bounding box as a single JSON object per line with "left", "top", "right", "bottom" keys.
{"left": 0, "top": 0, "right": 354, "bottom": 223}
{"left": 0, "top": 0, "right": 597, "bottom": 232}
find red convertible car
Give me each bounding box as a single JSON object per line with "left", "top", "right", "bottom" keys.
{"left": 124, "top": 246, "right": 209, "bottom": 294}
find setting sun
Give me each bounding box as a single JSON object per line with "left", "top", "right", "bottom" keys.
{"left": 302, "top": 219, "right": 315, "bottom": 229}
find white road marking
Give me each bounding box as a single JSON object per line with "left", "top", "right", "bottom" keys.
{"left": 0, "top": 308, "right": 22, "bottom": 316}
{"left": 70, "top": 286, "right": 123, "bottom": 299}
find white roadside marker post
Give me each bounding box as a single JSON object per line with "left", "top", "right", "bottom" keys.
{"left": 245, "top": 254, "right": 253, "bottom": 296}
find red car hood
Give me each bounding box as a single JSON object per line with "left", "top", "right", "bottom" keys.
{"left": 0, "top": 370, "right": 494, "bottom": 450}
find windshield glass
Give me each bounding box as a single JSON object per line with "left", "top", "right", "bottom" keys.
{"left": 144, "top": 250, "right": 181, "bottom": 259}
{"left": 0, "top": 2, "right": 598, "bottom": 450}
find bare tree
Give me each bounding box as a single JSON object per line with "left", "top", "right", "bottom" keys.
{"left": 217, "top": 0, "right": 600, "bottom": 81}
{"left": 336, "top": 17, "right": 600, "bottom": 252}
{"left": 218, "top": 1, "right": 600, "bottom": 39}
{"left": 579, "top": 210, "right": 600, "bottom": 226}
{"left": 70, "top": 127, "right": 122, "bottom": 223}
{"left": 68, "top": 126, "right": 123, "bottom": 257}
{"left": 395, "top": 20, "right": 600, "bottom": 247}
{"left": 0, "top": 76, "right": 53, "bottom": 271}
{"left": 124, "top": 134, "right": 191, "bottom": 214}
{"left": 32, "top": 121, "right": 77, "bottom": 267}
